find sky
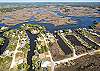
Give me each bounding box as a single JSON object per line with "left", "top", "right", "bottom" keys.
{"left": 0, "top": 0, "right": 100, "bottom": 2}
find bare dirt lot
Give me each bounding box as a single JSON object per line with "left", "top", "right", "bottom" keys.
{"left": 55, "top": 53, "right": 100, "bottom": 71}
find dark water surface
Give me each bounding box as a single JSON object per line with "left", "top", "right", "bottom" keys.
{"left": 26, "top": 30, "right": 37, "bottom": 71}
{"left": 55, "top": 33, "right": 72, "bottom": 55}
{"left": 0, "top": 35, "right": 9, "bottom": 55}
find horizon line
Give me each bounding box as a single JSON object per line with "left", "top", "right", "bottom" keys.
{"left": 0, "top": 1, "right": 100, "bottom": 3}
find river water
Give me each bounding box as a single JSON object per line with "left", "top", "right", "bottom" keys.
{"left": 0, "top": 12, "right": 100, "bottom": 33}
{"left": 0, "top": 4, "right": 100, "bottom": 55}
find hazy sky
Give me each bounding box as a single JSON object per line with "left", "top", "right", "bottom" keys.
{"left": 0, "top": 0, "right": 100, "bottom": 2}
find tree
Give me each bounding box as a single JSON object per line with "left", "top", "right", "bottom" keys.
{"left": 0, "top": 37, "right": 4, "bottom": 46}
{"left": 17, "top": 63, "right": 29, "bottom": 71}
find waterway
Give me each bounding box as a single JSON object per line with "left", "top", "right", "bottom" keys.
{"left": 0, "top": 11, "right": 99, "bottom": 55}
{"left": 0, "top": 35, "right": 9, "bottom": 55}
{"left": 55, "top": 33, "right": 73, "bottom": 55}
{"left": 1, "top": 16, "right": 99, "bottom": 33}
{"left": 0, "top": 3, "right": 100, "bottom": 57}
{"left": 26, "top": 30, "right": 37, "bottom": 71}
{"left": 74, "top": 30, "right": 100, "bottom": 49}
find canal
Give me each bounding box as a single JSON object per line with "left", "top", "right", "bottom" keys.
{"left": 0, "top": 34, "right": 9, "bottom": 55}
{"left": 55, "top": 33, "right": 73, "bottom": 55}
{"left": 26, "top": 30, "right": 37, "bottom": 71}
{"left": 74, "top": 30, "right": 100, "bottom": 49}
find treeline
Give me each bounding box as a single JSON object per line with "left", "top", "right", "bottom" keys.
{"left": 0, "top": 7, "right": 25, "bottom": 13}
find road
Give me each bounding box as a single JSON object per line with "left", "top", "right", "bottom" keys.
{"left": 9, "top": 35, "right": 20, "bottom": 69}
{"left": 47, "top": 49, "right": 100, "bottom": 67}
{"left": 41, "top": 34, "right": 55, "bottom": 71}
